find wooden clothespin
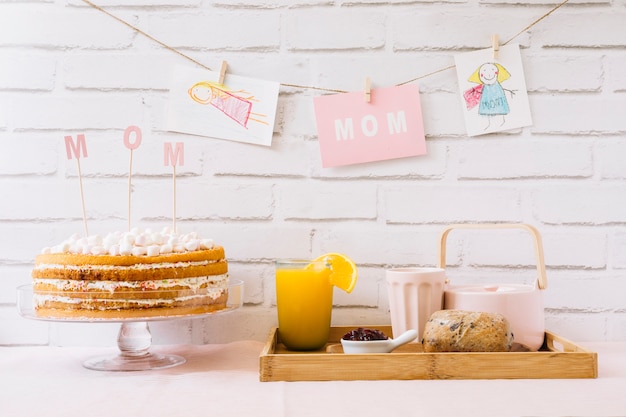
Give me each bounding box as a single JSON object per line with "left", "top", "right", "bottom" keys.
{"left": 491, "top": 34, "right": 499, "bottom": 61}
{"left": 365, "top": 77, "right": 371, "bottom": 103}
{"left": 218, "top": 61, "right": 228, "bottom": 85}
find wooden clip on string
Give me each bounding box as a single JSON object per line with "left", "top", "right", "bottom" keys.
{"left": 218, "top": 61, "right": 228, "bottom": 85}
{"left": 492, "top": 34, "right": 500, "bottom": 61}
{"left": 365, "top": 77, "right": 371, "bottom": 103}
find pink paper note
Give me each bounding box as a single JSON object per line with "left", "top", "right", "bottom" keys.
{"left": 313, "top": 84, "right": 426, "bottom": 168}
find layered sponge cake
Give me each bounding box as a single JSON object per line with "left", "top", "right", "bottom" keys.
{"left": 31, "top": 228, "right": 228, "bottom": 319}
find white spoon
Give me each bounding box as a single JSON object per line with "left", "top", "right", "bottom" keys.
{"left": 340, "top": 329, "right": 419, "bottom": 354}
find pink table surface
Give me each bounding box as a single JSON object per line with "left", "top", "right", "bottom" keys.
{"left": 1, "top": 341, "right": 625, "bottom": 417}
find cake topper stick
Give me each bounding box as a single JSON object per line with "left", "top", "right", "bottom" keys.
{"left": 164, "top": 142, "right": 184, "bottom": 234}
{"left": 64, "top": 134, "right": 89, "bottom": 237}
{"left": 123, "top": 126, "right": 142, "bottom": 232}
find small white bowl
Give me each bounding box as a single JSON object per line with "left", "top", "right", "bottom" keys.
{"left": 340, "top": 329, "right": 418, "bottom": 354}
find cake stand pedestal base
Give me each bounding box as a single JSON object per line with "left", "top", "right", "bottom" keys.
{"left": 82, "top": 321, "right": 185, "bottom": 371}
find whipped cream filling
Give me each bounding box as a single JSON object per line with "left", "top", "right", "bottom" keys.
{"left": 33, "top": 289, "right": 227, "bottom": 308}
{"left": 34, "top": 274, "right": 228, "bottom": 293}
{"left": 34, "top": 259, "right": 219, "bottom": 272}
{"left": 41, "top": 227, "right": 216, "bottom": 257}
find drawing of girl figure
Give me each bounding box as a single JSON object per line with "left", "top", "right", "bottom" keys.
{"left": 463, "top": 62, "right": 516, "bottom": 130}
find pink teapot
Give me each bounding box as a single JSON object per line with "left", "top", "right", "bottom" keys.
{"left": 438, "top": 223, "right": 548, "bottom": 351}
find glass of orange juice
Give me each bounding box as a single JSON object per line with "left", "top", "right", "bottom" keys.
{"left": 275, "top": 259, "right": 333, "bottom": 351}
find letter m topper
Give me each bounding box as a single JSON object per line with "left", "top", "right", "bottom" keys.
{"left": 64, "top": 134, "right": 88, "bottom": 160}
{"left": 164, "top": 142, "right": 184, "bottom": 167}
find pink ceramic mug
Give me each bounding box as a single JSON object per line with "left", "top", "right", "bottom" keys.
{"left": 386, "top": 267, "right": 446, "bottom": 341}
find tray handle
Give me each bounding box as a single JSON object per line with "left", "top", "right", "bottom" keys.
{"left": 437, "top": 223, "right": 547, "bottom": 290}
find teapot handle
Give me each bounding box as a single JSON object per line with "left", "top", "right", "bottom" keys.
{"left": 437, "top": 223, "right": 547, "bottom": 290}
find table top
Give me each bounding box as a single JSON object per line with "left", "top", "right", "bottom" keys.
{"left": 1, "top": 341, "right": 625, "bottom": 417}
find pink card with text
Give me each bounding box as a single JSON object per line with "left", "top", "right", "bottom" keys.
{"left": 313, "top": 83, "right": 426, "bottom": 168}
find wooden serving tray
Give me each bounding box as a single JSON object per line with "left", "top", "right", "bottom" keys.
{"left": 259, "top": 325, "right": 598, "bottom": 382}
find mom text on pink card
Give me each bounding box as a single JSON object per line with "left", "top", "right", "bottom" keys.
{"left": 313, "top": 84, "right": 426, "bottom": 168}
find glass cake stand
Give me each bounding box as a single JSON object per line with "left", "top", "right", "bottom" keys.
{"left": 16, "top": 280, "right": 243, "bottom": 372}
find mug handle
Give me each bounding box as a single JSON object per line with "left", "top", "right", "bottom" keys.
{"left": 437, "top": 223, "right": 547, "bottom": 290}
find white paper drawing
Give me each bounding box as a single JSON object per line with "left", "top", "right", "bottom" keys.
{"left": 167, "top": 65, "right": 279, "bottom": 146}
{"left": 454, "top": 43, "right": 532, "bottom": 137}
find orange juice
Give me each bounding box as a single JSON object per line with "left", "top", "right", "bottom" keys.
{"left": 275, "top": 260, "right": 333, "bottom": 351}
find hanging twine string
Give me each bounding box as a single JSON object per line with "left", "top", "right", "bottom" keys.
{"left": 80, "top": 0, "right": 569, "bottom": 93}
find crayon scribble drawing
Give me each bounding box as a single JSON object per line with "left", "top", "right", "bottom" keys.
{"left": 454, "top": 43, "right": 532, "bottom": 137}
{"left": 167, "top": 65, "right": 279, "bottom": 146}
{"left": 188, "top": 81, "right": 269, "bottom": 128}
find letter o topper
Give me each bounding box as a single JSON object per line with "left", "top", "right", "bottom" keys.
{"left": 123, "top": 126, "right": 142, "bottom": 150}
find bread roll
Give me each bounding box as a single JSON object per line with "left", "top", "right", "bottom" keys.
{"left": 422, "top": 310, "right": 514, "bottom": 352}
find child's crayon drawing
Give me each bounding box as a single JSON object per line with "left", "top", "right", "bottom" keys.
{"left": 188, "top": 81, "right": 269, "bottom": 128}
{"left": 167, "top": 65, "right": 279, "bottom": 146}
{"left": 455, "top": 43, "right": 532, "bottom": 137}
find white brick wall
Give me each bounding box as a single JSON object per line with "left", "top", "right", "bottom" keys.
{"left": 1, "top": 0, "right": 626, "bottom": 347}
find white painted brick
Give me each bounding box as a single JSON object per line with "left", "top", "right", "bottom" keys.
{"left": 420, "top": 92, "right": 467, "bottom": 137}
{"left": 207, "top": 137, "right": 313, "bottom": 177}
{"left": 385, "top": 185, "right": 522, "bottom": 224}
{"left": 0, "top": 266, "right": 32, "bottom": 304}
{"left": 69, "top": 0, "right": 200, "bottom": 6}
{"left": 457, "top": 138, "right": 593, "bottom": 179}
{"left": 332, "top": 266, "right": 380, "bottom": 308}
{"left": 461, "top": 229, "right": 607, "bottom": 270}
{"left": 535, "top": 12, "right": 626, "bottom": 48}
{"left": 285, "top": 9, "right": 386, "bottom": 50}
{"left": 483, "top": 0, "right": 608, "bottom": 4}
{"left": 310, "top": 54, "right": 456, "bottom": 94}
{"left": 545, "top": 312, "right": 607, "bottom": 342}
{"left": 392, "top": 10, "right": 532, "bottom": 51}
{"left": 133, "top": 181, "right": 274, "bottom": 220}
{"left": 596, "top": 139, "right": 626, "bottom": 179}
{"left": 524, "top": 54, "right": 602, "bottom": 93}
{"left": 64, "top": 54, "right": 175, "bottom": 90}
{"left": 279, "top": 182, "right": 377, "bottom": 220}
{"left": 0, "top": 134, "right": 58, "bottom": 175}
{"left": 212, "top": 0, "right": 330, "bottom": 6}
{"left": 607, "top": 313, "right": 626, "bottom": 341}
{"left": 530, "top": 95, "right": 626, "bottom": 135}
{"left": 610, "top": 231, "right": 626, "bottom": 269}
{"left": 313, "top": 224, "right": 455, "bottom": 267}
{"left": 227, "top": 262, "right": 267, "bottom": 305}
{"left": 0, "top": 53, "right": 56, "bottom": 91}
{"left": 313, "top": 141, "right": 447, "bottom": 179}
{"left": 607, "top": 55, "right": 626, "bottom": 92}
{"left": 11, "top": 96, "right": 146, "bottom": 130}
{"left": 200, "top": 222, "right": 315, "bottom": 261}
{"left": 533, "top": 185, "right": 626, "bottom": 225}
{"left": 0, "top": 6, "right": 134, "bottom": 48}
{"left": 0, "top": 225, "right": 58, "bottom": 264}
{"left": 544, "top": 272, "right": 626, "bottom": 311}
{"left": 146, "top": 12, "right": 281, "bottom": 50}
{"left": 0, "top": 179, "right": 130, "bottom": 221}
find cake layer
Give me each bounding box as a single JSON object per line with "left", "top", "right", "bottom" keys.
{"left": 33, "top": 258, "right": 228, "bottom": 281}
{"left": 33, "top": 274, "right": 228, "bottom": 299}
{"left": 35, "top": 246, "right": 225, "bottom": 267}
{"left": 33, "top": 290, "right": 228, "bottom": 319}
